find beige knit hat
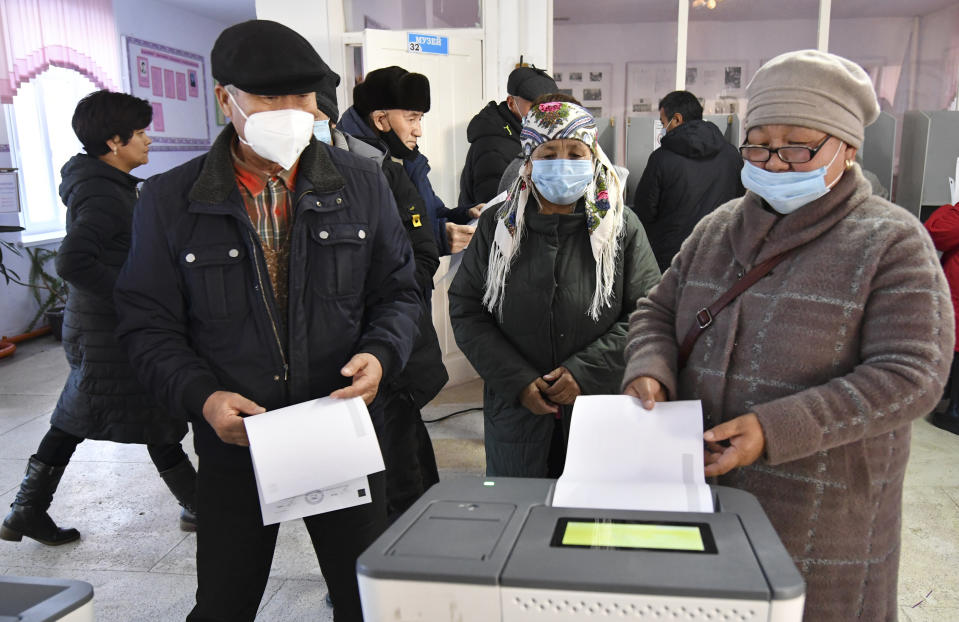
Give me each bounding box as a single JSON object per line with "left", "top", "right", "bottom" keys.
{"left": 744, "top": 50, "right": 879, "bottom": 148}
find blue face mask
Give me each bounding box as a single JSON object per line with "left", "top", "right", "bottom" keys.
{"left": 312, "top": 119, "right": 332, "bottom": 145}
{"left": 740, "top": 140, "right": 844, "bottom": 215}
{"left": 531, "top": 159, "right": 594, "bottom": 205}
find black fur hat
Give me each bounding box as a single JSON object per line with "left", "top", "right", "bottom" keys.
{"left": 352, "top": 66, "right": 430, "bottom": 117}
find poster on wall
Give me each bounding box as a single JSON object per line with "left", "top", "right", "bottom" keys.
{"left": 554, "top": 63, "right": 613, "bottom": 119}
{"left": 123, "top": 37, "right": 210, "bottom": 148}
{"left": 626, "top": 60, "right": 748, "bottom": 121}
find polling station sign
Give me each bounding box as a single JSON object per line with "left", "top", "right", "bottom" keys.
{"left": 407, "top": 33, "right": 449, "bottom": 56}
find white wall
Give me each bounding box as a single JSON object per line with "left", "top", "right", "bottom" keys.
{"left": 114, "top": 0, "right": 233, "bottom": 179}
{"left": 555, "top": 16, "right": 915, "bottom": 164}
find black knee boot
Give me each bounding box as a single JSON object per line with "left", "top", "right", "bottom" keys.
{"left": 159, "top": 459, "right": 198, "bottom": 532}
{"left": 0, "top": 456, "right": 80, "bottom": 545}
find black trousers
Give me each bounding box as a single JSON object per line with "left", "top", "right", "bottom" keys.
{"left": 35, "top": 424, "right": 187, "bottom": 472}
{"left": 380, "top": 391, "right": 439, "bottom": 521}
{"left": 186, "top": 461, "right": 386, "bottom": 622}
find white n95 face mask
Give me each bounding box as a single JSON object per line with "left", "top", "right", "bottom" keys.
{"left": 228, "top": 91, "right": 313, "bottom": 170}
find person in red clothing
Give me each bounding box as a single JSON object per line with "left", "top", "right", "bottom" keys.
{"left": 925, "top": 202, "right": 959, "bottom": 434}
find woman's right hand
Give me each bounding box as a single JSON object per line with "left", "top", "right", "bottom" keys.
{"left": 520, "top": 378, "right": 559, "bottom": 415}
{"left": 623, "top": 376, "right": 667, "bottom": 410}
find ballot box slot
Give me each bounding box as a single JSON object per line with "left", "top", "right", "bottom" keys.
{"left": 387, "top": 500, "right": 517, "bottom": 560}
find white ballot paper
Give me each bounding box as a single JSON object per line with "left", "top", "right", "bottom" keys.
{"left": 949, "top": 156, "right": 959, "bottom": 205}
{"left": 553, "top": 396, "right": 714, "bottom": 513}
{"left": 245, "top": 396, "right": 385, "bottom": 525}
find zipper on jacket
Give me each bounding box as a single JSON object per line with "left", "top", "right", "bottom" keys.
{"left": 247, "top": 230, "right": 289, "bottom": 381}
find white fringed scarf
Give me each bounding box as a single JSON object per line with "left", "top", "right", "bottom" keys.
{"left": 482, "top": 101, "right": 624, "bottom": 321}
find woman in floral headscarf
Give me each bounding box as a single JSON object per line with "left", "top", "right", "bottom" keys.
{"left": 449, "top": 95, "right": 661, "bottom": 477}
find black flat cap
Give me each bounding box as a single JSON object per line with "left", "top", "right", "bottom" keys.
{"left": 507, "top": 66, "right": 558, "bottom": 101}
{"left": 212, "top": 20, "right": 332, "bottom": 95}
{"left": 353, "top": 66, "right": 430, "bottom": 118}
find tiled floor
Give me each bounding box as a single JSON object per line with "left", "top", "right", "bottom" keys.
{"left": 1, "top": 335, "right": 957, "bottom": 620}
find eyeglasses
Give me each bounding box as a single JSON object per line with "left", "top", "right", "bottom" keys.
{"left": 739, "top": 135, "right": 831, "bottom": 164}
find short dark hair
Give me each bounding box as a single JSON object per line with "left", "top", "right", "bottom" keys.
{"left": 72, "top": 90, "right": 153, "bottom": 156}
{"left": 658, "top": 90, "right": 703, "bottom": 122}
{"left": 530, "top": 92, "right": 583, "bottom": 108}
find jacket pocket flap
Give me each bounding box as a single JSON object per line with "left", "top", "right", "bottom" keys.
{"left": 180, "top": 243, "right": 246, "bottom": 268}
{"left": 310, "top": 223, "right": 369, "bottom": 246}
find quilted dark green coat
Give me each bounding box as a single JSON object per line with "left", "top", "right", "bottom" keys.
{"left": 449, "top": 197, "right": 661, "bottom": 476}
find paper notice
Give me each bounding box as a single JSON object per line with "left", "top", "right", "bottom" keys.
{"left": 949, "top": 157, "right": 959, "bottom": 205}
{"left": 553, "top": 396, "right": 714, "bottom": 513}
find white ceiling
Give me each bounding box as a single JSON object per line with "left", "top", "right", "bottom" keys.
{"left": 150, "top": 0, "right": 256, "bottom": 25}
{"left": 553, "top": 0, "right": 959, "bottom": 24}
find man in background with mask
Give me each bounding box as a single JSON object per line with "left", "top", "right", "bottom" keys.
{"left": 459, "top": 64, "right": 557, "bottom": 207}
{"left": 114, "top": 20, "right": 420, "bottom": 622}
{"left": 314, "top": 78, "right": 448, "bottom": 522}
{"left": 633, "top": 90, "right": 744, "bottom": 272}
{"left": 338, "top": 65, "right": 482, "bottom": 255}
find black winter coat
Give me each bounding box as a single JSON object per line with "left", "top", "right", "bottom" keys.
{"left": 458, "top": 101, "right": 522, "bottom": 206}
{"left": 51, "top": 154, "right": 187, "bottom": 444}
{"left": 115, "top": 127, "right": 421, "bottom": 465}
{"left": 633, "top": 119, "right": 745, "bottom": 272}
{"left": 332, "top": 129, "right": 449, "bottom": 406}
{"left": 449, "top": 198, "right": 662, "bottom": 476}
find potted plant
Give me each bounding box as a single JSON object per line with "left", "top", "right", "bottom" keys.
{"left": 0, "top": 227, "right": 69, "bottom": 340}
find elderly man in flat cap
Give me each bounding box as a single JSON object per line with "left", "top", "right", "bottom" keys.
{"left": 458, "top": 65, "right": 557, "bottom": 207}
{"left": 115, "top": 19, "right": 420, "bottom": 622}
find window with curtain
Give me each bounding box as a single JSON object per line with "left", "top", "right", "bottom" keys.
{"left": 5, "top": 67, "right": 97, "bottom": 241}
{"left": 0, "top": 0, "right": 120, "bottom": 241}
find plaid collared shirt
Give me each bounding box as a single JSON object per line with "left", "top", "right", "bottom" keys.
{"left": 231, "top": 144, "right": 299, "bottom": 317}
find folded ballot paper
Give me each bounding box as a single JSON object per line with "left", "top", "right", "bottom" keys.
{"left": 553, "top": 395, "right": 714, "bottom": 513}
{"left": 244, "top": 396, "right": 385, "bottom": 525}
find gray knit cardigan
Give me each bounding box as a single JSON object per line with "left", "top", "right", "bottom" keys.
{"left": 623, "top": 166, "right": 953, "bottom": 621}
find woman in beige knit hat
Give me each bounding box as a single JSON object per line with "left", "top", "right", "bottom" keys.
{"left": 622, "top": 49, "right": 953, "bottom": 621}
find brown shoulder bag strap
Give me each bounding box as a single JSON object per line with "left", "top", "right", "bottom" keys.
{"left": 677, "top": 252, "right": 790, "bottom": 370}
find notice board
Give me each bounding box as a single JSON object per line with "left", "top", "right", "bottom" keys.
{"left": 123, "top": 37, "right": 210, "bottom": 148}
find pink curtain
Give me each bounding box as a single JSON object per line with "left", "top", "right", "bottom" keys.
{"left": 0, "top": 0, "right": 119, "bottom": 104}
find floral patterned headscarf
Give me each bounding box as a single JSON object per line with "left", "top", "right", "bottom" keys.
{"left": 483, "top": 101, "right": 624, "bottom": 321}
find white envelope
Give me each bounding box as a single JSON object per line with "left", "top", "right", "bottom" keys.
{"left": 553, "top": 396, "right": 714, "bottom": 513}
{"left": 244, "top": 396, "right": 385, "bottom": 505}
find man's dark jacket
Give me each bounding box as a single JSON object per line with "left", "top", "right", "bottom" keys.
{"left": 115, "top": 126, "right": 421, "bottom": 465}
{"left": 633, "top": 119, "right": 744, "bottom": 271}
{"left": 332, "top": 128, "right": 448, "bottom": 407}
{"left": 51, "top": 154, "right": 186, "bottom": 444}
{"left": 338, "top": 106, "right": 471, "bottom": 256}
{"left": 458, "top": 101, "right": 521, "bottom": 206}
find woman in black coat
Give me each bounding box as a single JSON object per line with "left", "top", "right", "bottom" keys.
{"left": 1, "top": 91, "right": 195, "bottom": 546}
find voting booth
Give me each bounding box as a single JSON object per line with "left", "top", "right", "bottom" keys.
{"left": 358, "top": 478, "right": 804, "bottom": 622}
{"left": 897, "top": 110, "right": 959, "bottom": 220}
{"left": 357, "top": 397, "right": 804, "bottom": 622}
{"left": 860, "top": 111, "right": 897, "bottom": 199}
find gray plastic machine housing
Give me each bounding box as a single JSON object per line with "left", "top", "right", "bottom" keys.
{"left": 357, "top": 477, "right": 805, "bottom": 621}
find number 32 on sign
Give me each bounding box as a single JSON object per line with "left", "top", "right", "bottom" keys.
{"left": 407, "top": 32, "right": 449, "bottom": 56}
